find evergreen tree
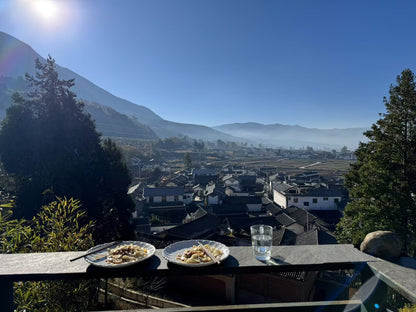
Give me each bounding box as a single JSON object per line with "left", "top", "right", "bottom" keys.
{"left": 336, "top": 69, "right": 416, "bottom": 255}
{"left": 184, "top": 152, "right": 193, "bottom": 169}
{"left": 0, "top": 56, "right": 135, "bottom": 241}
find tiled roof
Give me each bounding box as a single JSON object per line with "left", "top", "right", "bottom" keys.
{"left": 143, "top": 187, "right": 184, "bottom": 197}
{"left": 295, "top": 228, "right": 338, "bottom": 245}
{"left": 211, "top": 204, "right": 248, "bottom": 215}
{"left": 273, "top": 228, "right": 297, "bottom": 245}
{"left": 223, "top": 196, "right": 262, "bottom": 205}
{"left": 264, "top": 203, "right": 284, "bottom": 215}
{"left": 275, "top": 212, "right": 296, "bottom": 226}
{"left": 308, "top": 210, "right": 343, "bottom": 226}
{"left": 192, "top": 168, "right": 216, "bottom": 176}
{"left": 162, "top": 213, "right": 222, "bottom": 240}
{"left": 222, "top": 174, "right": 234, "bottom": 181}
{"left": 227, "top": 216, "right": 278, "bottom": 231}
{"left": 285, "top": 206, "right": 317, "bottom": 227}
{"left": 273, "top": 183, "right": 295, "bottom": 193}
{"left": 297, "top": 187, "right": 343, "bottom": 197}
{"left": 205, "top": 184, "right": 226, "bottom": 197}
{"left": 172, "top": 174, "right": 189, "bottom": 186}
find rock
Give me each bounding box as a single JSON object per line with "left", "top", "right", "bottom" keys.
{"left": 360, "top": 231, "right": 402, "bottom": 260}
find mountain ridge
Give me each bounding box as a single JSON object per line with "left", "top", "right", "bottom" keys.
{"left": 0, "top": 31, "right": 368, "bottom": 149}
{"left": 213, "top": 122, "right": 368, "bottom": 150}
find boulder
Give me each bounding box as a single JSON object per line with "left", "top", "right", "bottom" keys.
{"left": 360, "top": 231, "right": 402, "bottom": 260}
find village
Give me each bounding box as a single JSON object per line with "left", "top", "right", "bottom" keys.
{"left": 128, "top": 160, "right": 347, "bottom": 249}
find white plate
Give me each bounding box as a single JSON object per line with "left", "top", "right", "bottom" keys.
{"left": 84, "top": 241, "right": 155, "bottom": 268}
{"left": 162, "top": 239, "right": 230, "bottom": 267}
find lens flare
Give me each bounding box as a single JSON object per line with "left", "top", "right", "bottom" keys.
{"left": 34, "top": 0, "right": 58, "bottom": 21}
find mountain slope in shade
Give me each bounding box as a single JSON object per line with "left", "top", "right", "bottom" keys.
{"left": 214, "top": 122, "right": 368, "bottom": 150}
{"left": 149, "top": 119, "right": 240, "bottom": 141}
{"left": 0, "top": 31, "right": 237, "bottom": 142}
{"left": 1, "top": 32, "right": 369, "bottom": 148}
{"left": 0, "top": 75, "right": 158, "bottom": 140}
{"left": 83, "top": 102, "right": 157, "bottom": 139}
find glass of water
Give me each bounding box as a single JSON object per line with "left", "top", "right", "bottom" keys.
{"left": 250, "top": 224, "right": 273, "bottom": 261}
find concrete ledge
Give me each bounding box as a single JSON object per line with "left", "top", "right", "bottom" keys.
{"left": 367, "top": 257, "right": 416, "bottom": 302}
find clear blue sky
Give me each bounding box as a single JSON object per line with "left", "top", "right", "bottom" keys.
{"left": 1, "top": 0, "right": 416, "bottom": 129}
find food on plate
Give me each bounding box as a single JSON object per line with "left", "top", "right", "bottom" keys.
{"left": 105, "top": 244, "right": 148, "bottom": 265}
{"left": 176, "top": 244, "right": 223, "bottom": 264}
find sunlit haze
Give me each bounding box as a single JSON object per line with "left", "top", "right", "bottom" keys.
{"left": 1, "top": 0, "right": 416, "bottom": 129}
{"left": 34, "top": 0, "right": 58, "bottom": 21}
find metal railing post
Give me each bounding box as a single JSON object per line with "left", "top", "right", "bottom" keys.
{"left": 0, "top": 279, "right": 15, "bottom": 312}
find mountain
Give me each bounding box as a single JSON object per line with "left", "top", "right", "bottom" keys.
{"left": 0, "top": 32, "right": 236, "bottom": 142}
{"left": 213, "top": 122, "right": 368, "bottom": 150}
{"left": 0, "top": 31, "right": 368, "bottom": 149}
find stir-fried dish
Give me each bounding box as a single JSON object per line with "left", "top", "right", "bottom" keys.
{"left": 176, "top": 244, "right": 223, "bottom": 264}
{"left": 106, "top": 244, "right": 148, "bottom": 265}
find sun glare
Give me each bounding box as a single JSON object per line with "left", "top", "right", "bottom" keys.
{"left": 34, "top": 0, "right": 58, "bottom": 21}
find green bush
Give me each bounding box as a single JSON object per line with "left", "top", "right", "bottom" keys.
{"left": 0, "top": 197, "right": 97, "bottom": 311}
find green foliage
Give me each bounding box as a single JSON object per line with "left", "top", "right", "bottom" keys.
{"left": 336, "top": 69, "right": 416, "bottom": 255}
{"left": 14, "top": 279, "right": 97, "bottom": 312}
{"left": 184, "top": 152, "right": 193, "bottom": 169}
{"left": 0, "top": 204, "right": 33, "bottom": 253}
{"left": 0, "top": 197, "right": 97, "bottom": 311}
{"left": 0, "top": 56, "right": 135, "bottom": 241}
{"left": 31, "top": 197, "right": 94, "bottom": 252}
{"left": 400, "top": 304, "right": 416, "bottom": 312}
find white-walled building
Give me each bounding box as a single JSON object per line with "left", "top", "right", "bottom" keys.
{"left": 273, "top": 182, "right": 343, "bottom": 211}
{"left": 143, "top": 186, "right": 184, "bottom": 204}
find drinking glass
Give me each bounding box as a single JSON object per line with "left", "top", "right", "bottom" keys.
{"left": 250, "top": 224, "right": 273, "bottom": 261}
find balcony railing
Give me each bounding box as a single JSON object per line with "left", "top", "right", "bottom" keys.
{"left": 1, "top": 244, "right": 415, "bottom": 311}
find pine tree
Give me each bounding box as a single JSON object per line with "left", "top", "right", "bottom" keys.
{"left": 336, "top": 69, "right": 416, "bottom": 255}
{"left": 0, "top": 56, "right": 135, "bottom": 241}
{"left": 184, "top": 152, "right": 193, "bottom": 169}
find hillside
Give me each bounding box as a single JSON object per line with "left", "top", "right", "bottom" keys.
{"left": 0, "top": 32, "right": 238, "bottom": 142}
{"left": 0, "top": 31, "right": 368, "bottom": 149}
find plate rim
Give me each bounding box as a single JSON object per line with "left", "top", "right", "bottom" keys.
{"left": 162, "top": 239, "right": 230, "bottom": 267}
{"left": 84, "top": 240, "right": 156, "bottom": 268}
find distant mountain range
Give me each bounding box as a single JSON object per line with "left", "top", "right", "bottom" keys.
{"left": 0, "top": 32, "right": 368, "bottom": 149}
{"left": 214, "top": 123, "right": 368, "bottom": 150}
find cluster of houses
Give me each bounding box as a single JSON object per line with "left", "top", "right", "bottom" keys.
{"left": 129, "top": 166, "right": 346, "bottom": 247}
{"left": 126, "top": 166, "right": 349, "bottom": 304}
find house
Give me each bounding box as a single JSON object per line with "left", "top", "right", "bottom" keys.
{"left": 192, "top": 168, "right": 218, "bottom": 185}
{"left": 264, "top": 201, "right": 284, "bottom": 216}
{"left": 211, "top": 203, "right": 248, "bottom": 218}
{"left": 273, "top": 182, "right": 343, "bottom": 211}
{"left": 295, "top": 228, "right": 338, "bottom": 245}
{"left": 237, "top": 174, "right": 257, "bottom": 192}
{"left": 171, "top": 174, "right": 189, "bottom": 187}
{"left": 286, "top": 172, "right": 322, "bottom": 184}
{"left": 227, "top": 215, "right": 278, "bottom": 233}
{"left": 183, "top": 185, "right": 194, "bottom": 204}
{"left": 222, "top": 195, "right": 263, "bottom": 212}
{"left": 225, "top": 186, "right": 247, "bottom": 196}
{"left": 308, "top": 210, "right": 343, "bottom": 232}
{"left": 273, "top": 228, "right": 298, "bottom": 245}
{"left": 143, "top": 186, "right": 184, "bottom": 205}
{"left": 160, "top": 211, "right": 225, "bottom": 240}
{"left": 204, "top": 183, "right": 226, "bottom": 205}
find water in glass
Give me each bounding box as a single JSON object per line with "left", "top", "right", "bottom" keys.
{"left": 251, "top": 233, "right": 272, "bottom": 261}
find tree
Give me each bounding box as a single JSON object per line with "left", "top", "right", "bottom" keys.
{"left": 340, "top": 146, "right": 349, "bottom": 154}
{"left": 0, "top": 56, "right": 134, "bottom": 241}
{"left": 184, "top": 152, "right": 193, "bottom": 169}
{"left": 336, "top": 69, "right": 416, "bottom": 255}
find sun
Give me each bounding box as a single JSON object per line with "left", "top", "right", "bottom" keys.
{"left": 34, "top": 0, "right": 58, "bottom": 21}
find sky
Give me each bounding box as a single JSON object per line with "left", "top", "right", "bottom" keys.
{"left": 1, "top": 0, "right": 416, "bottom": 129}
